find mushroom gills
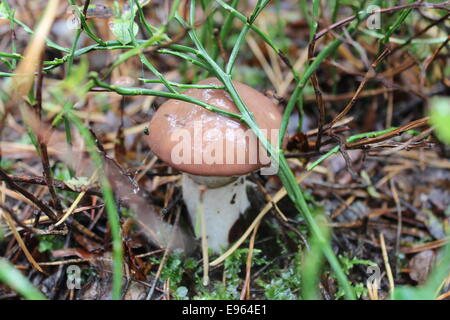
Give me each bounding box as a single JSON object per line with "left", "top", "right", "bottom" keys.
{"left": 182, "top": 174, "right": 251, "bottom": 253}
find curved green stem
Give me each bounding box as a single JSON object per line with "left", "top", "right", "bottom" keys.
{"left": 90, "top": 73, "right": 243, "bottom": 121}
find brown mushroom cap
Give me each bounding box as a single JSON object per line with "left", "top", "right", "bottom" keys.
{"left": 147, "top": 78, "right": 283, "bottom": 176}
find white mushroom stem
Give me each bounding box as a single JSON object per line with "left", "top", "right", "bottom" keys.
{"left": 182, "top": 173, "right": 251, "bottom": 253}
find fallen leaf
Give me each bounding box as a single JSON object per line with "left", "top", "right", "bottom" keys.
{"left": 408, "top": 250, "right": 435, "bottom": 284}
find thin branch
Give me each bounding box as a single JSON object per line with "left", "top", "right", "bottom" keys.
{"left": 345, "top": 117, "right": 430, "bottom": 149}
{"left": 0, "top": 169, "right": 58, "bottom": 221}
{"left": 0, "top": 174, "right": 102, "bottom": 197}
{"left": 328, "top": 47, "right": 391, "bottom": 128}
{"left": 314, "top": 2, "right": 450, "bottom": 41}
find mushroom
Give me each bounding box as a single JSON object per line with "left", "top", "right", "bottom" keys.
{"left": 147, "top": 78, "right": 283, "bottom": 253}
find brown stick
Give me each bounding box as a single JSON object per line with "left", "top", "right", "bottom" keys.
{"left": 307, "top": 17, "right": 326, "bottom": 151}
{"left": 82, "top": 0, "right": 91, "bottom": 19}
{"left": 345, "top": 117, "right": 430, "bottom": 149}
{"left": 0, "top": 174, "right": 102, "bottom": 196}
{"left": 310, "top": 73, "right": 325, "bottom": 151}
{"left": 314, "top": 2, "right": 450, "bottom": 41}
{"left": 0, "top": 169, "right": 58, "bottom": 221}
{"left": 423, "top": 35, "right": 450, "bottom": 73}
{"left": 0, "top": 204, "right": 67, "bottom": 235}
{"left": 38, "top": 140, "right": 63, "bottom": 214}
{"left": 329, "top": 47, "right": 391, "bottom": 128}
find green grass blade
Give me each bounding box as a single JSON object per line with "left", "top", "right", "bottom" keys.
{"left": 0, "top": 258, "right": 47, "bottom": 300}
